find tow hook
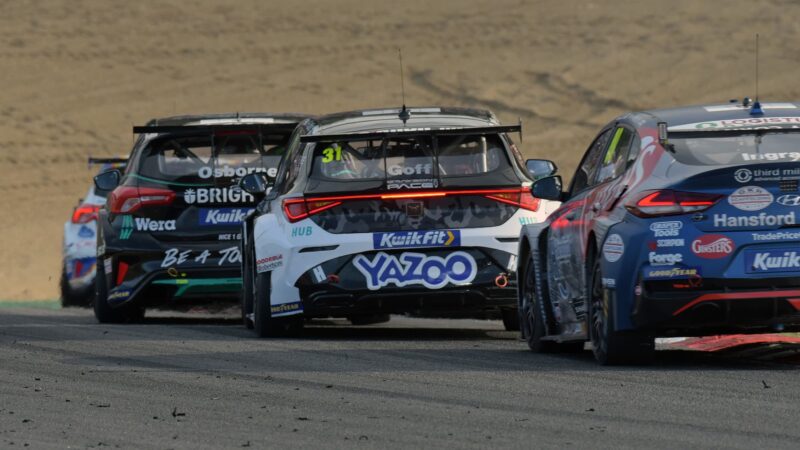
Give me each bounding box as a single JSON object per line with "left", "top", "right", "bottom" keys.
{"left": 327, "top": 274, "right": 340, "bottom": 284}
{"left": 495, "top": 273, "right": 509, "bottom": 289}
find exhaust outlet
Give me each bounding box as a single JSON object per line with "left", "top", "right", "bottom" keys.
{"left": 495, "top": 273, "right": 509, "bottom": 289}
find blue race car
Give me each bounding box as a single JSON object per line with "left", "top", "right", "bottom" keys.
{"left": 518, "top": 99, "right": 800, "bottom": 364}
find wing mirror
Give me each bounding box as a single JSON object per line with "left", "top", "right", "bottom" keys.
{"left": 531, "top": 175, "right": 563, "bottom": 201}
{"left": 525, "top": 159, "right": 557, "bottom": 180}
{"left": 239, "top": 172, "right": 272, "bottom": 196}
{"left": 94, "top": 169, "right": 121, "bottom": 191}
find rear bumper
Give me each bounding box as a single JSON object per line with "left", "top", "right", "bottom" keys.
{"left": 300, "top": 281, "right": 517, "bottom": 319}
{"left": 632, "top": 279, "right": 800, "bottom": 335}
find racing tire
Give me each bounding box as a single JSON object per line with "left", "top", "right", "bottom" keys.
{"left": 501, "top": 308, "right": 520, "bottom": 331}
{"left": 241, "top": 237, "right": 255, "bottom": 329}
{"left": 60, "top": 264, "right": 93, "bottom": 308}
{"left": 519, "top": 251, "right": 558, "bottom": 353}
{"left": 93, "top": 258, "right": 145, "bottom": 324}
{"left": 348, "top": 314, "right": 391, "bottom": 326}
{"left": 587, "top": 255, "right": 654, "bottom": 365}
{"left": 253, "top": 271, "right": 303, "bottom": 338}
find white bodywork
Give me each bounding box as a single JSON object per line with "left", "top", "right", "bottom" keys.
{"left": 253, "top": 197, "right": 560, "bottom": 317}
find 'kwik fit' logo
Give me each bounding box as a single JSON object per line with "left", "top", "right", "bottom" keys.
{"left": 745, "top": 248, "right": 800, "bottom": 273}
{"left": 120, "top": 215, "right": 134, "bottom": 240}
{"left": 373, "top": 230, "right": 460, "bottom": 250}
{"left": 198, "top": 208, "right": 253, "bottom": 226}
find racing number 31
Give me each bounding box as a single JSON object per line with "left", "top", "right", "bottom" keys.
{"left": 322, "top": 144, "right": 342, "bottom": 163}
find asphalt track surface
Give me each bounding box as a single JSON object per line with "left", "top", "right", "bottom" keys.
{"left": 1, "top": 308, "right": 799, "bottom": 449}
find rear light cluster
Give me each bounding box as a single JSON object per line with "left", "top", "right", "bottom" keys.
{"left": 71, "top": 204, "right": 100, "bottom": 224}
{"left": 625, "top": 190, "right": 721, "bottom": 218}
{"left": 108, "top": 186, "right": 176, "bottom": 214}
{"left": 282, "top": 188, "right": 540, "bottom": 223}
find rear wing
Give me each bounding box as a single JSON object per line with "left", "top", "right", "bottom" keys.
{"left": 133, "top": 123, "right": 299, "bottom": 135}
{"left": 87, "top": 156, "right": 128, "bottom": 170}
{"left": 300, "top": 124, "right": 522, "bottom": 143}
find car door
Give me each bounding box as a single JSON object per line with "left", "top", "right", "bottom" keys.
{"left": 547, "top": 128, "right": 612, "bottom": 330}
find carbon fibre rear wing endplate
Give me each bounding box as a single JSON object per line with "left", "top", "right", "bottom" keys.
{"left": 133, "top": 123, "right": 299, "bottom": 135}
{"left": 299, "top": 125, "right": 522, "bottom": 143}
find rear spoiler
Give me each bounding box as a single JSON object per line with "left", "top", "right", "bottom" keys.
{"left": 133, "top": 123, "right": 299, "bottom": 135}
{"left": 88, "top": 157, "right": 128, "bottom": 166}
{"left": 300, "top": 124, "right": 522, "bottom": 143}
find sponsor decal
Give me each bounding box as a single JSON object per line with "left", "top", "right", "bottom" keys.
{"left": 691, "top": 235, "right": 734, "bottom": 259}
{"left": 353, "top": 251, "right": 477, "bottom": 290}
{"left": 184, "top": 186, "right": 254, "bottom": 204}
{"left": 388, "top": 163, "right": 432, "bottom": 176}
{"left": 602, "top": 234, "right": 624, "bottom": 262}
{"left": 670, "top": 116, "right": 800, "bottom": 132}
{"left": 373, "top": 230, "right": 460, "bottom": 250}
{"left": 160, "top": 246, "right": 241, "bottom": 268}
{"left": 198, "top": 165, "right": 276, "bottom": 179}
{"left": 519, "top": 217, "right": 538, "bottom": 226}
{"left": 751, "top": 231, "right": 800, "bottom": 241}
{"left": 728, "top": 186, "right": 773, "bottom": 211}
{"left": 387, "top": 178, "right": 439, "bottom": 190}
{"left": 291, "top": 226, "right": 313, "bottom": 238}
{"left": 648, "top": 252, "right": 683, "bottom": 266}
{"left": 256, "top": 254, "right": 283, "bottom": 273}
{"left": 643, "top": 266, "right": 701, "bottom": 279}
{"left": 218, "top": 233, "right": 242, "bottom": 241}
{"left": 270, "top": 301, "right": 303, "bottom": 317}
{"left": 601, "top": 277, "right": 616, "bottom": 288}
{"left": 734, "top": 168, "right": 752, "bottom": 183}
{"left": 656, "top": 238, "right": 684, "bottom": 248}
{"left": 735, "top": 167, "right": 800, "bottom": 183}
{"left": 104, "top": 258, "right": 112, "bottom": 275}
{"left": 199, "top": 208, "right": 253, "bottom": 226}
{"left": 713, "top": 211, "right": 796, "bottom": 228}
{"left": 108, "top": 289, "right": 131, "bottom": 301}
{"left": 745, "top": 248, "right": 800, "bottom": 273}
{"left": 650, "top": 221, "right": 682, "bottom": 237}
{"left": 312, "top": 266, "right": 326, "bottom": 283}
{"left": 742, "top": 152, "right": 800, "bottom": 162}
{"left": 97, "top": 243, "right": 106, "bottom": 256}
{"left": 120, "top": 216, "right": 176, "bottom": 240}
{"left": 120, "top": 215, "right": 134, "bottom": 240}
{"left": 776, "top": 194, "right": 800, "bottom": 207}
{"left": 78, "top": 225, "right": 95, "bottom": 238}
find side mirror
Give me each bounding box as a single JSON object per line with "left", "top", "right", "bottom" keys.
{"left": 240, "top": 172, "right": 271, "bottom": 196}
{"left": 525, "top": 159, "right": 557, "bottom": 180}
{"left": 531, "top": 175, "right": 563, "bottom": 201}
{"left": 94, "top": 170, "right": 121, "bottom": 191}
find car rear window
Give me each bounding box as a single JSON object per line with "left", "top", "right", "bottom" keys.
{"left": 137, "top": 132, "right": 289, "bottom": 184}
{"left": 309, "top": 134, "right": 512, "bottom": 183}
{"left": 670, "top": 132, "right": 800, "bottom": 165}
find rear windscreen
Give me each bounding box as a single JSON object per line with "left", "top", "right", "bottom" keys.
{"left": 670, "top": 132, "right": 800, "bottom": 165}
{"left": 137, "top": 132, "right": 290, "bottom": 184}
{"left": 309, "top": 134, "right": 512, "bottom": 186}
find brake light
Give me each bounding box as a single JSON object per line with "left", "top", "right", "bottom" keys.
{"left": 485, "top": 189, "right": 540, "bottom": 212}
{"left": 282, "top": 188, "right": 541, "bottom": 223}
{"left": 71, "top": 204, "right": 100, "bottom": 224}
{"left": 625, "top": 190, "right": 721, "bottom": 218}
{"left": 108, "top": 186, "right": 176, "bottom": 214}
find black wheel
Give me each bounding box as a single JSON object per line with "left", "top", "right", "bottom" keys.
{"left": 588, "top": 256, "right": 654, "bottom": 365}
{"left": 501, "top": 308, "right": 520, "bottom": 331}
{"left": 253, "top": 271, "right": 303, "bottom": 338}
{"left": 93, "top": 257, "right": 144, "bottom": 324}
{"left": 60, "top": 263, "right": 93, "bottom": 307}
{"left": 348, "top": 314, "right": 391, "bottom": 326}
{"left": 519, "top": 251, "right": 557, "bottom": 352}
{"left": 241, "top": 237, "right": 255, "bottom": 329}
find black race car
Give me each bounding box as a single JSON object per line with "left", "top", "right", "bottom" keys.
{"left": 93, "top": 113, "right": 307, "bottom": 322}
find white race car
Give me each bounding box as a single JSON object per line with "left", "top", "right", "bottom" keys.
{"left": 239, "top": 107, "right": 560, "bottom": 336}
{"left": 61, "top": 157, "right": 127, "bottom": 306}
